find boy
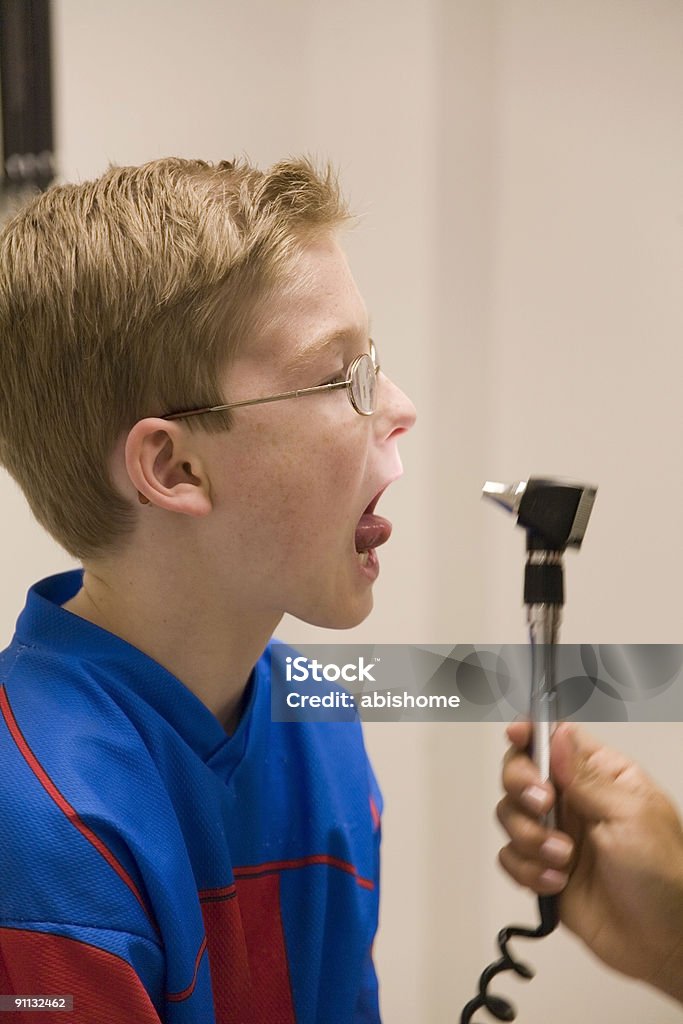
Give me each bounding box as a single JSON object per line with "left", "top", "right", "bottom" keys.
{"left": 0, "top": 157, "right": 416, "bottom": 1022}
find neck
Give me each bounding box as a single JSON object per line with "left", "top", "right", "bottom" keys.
{"left": 62, "top": 562, "right": 281, "bottom": 735}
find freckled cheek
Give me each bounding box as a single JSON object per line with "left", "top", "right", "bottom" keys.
{"left": 266, "top": 468, "right": 363, "bottom": 555}
{"left": 211, "top": 420, "right": 368, "bottom": 546}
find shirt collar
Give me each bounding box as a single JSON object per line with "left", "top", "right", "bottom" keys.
{"left": 12, "top": 569, "right": 261, "bottom": 768}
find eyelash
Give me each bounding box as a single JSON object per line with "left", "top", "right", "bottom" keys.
{"left": 321, "top": 371, "right": 346, "bottom": 386}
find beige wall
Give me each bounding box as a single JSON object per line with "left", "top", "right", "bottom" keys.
{"left": 1, "top": 1, "right": 682, "bottom": 1020}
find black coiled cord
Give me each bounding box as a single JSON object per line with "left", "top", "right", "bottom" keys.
{"left": 460, "top": 895, "right": 558, "bottom": 1023}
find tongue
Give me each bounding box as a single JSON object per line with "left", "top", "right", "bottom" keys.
{"left": 355, "top": 513, "right": 392, "bottom": 553}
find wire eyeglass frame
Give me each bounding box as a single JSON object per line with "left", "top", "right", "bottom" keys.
{"left": 161, "top": 341, "right": 380, "bottom": 421}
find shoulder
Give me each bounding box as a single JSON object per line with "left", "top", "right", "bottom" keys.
{"left": 0, "top": 644, "right": 174, "bottom": 942}
{"left": 0, "top": 640, "right": 157, "bottom": 786}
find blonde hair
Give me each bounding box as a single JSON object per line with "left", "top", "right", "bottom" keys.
{"left": 0, "top": 156, "right": 350, "bottom": 559}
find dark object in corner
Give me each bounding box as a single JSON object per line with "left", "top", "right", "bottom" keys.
{"left": 0, "top": 0, "right": 55, "bottom": 193}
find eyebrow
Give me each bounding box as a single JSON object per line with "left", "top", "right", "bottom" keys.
{"left": 287, "top": 316, "right": 373, "bottom": 374}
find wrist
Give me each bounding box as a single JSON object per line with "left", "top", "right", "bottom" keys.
{"left": 646, "top": 872, "right": 683, "bottom": 1004}
{"left": 653, "top": 943, "right": 683, "bottom": 1006}
{"left": 661, "top": 933, "right": 683, "bottom": 1005}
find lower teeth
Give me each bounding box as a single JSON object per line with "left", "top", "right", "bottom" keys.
{"left": 358, "top": 550, "right": 370, "bottom": 566}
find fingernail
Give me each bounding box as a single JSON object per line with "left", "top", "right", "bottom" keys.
{"left": 522, "top": 785, "right": 548, "bottom": 813}
{"left": 539, "top": 868, "right": 568, "bottom": 890}
{"left": 540, "top": 836, "right": 573, "bottom": 867}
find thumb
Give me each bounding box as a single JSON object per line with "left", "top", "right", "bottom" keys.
{"left": 551, "top": 724, "right": 632, "bottom": 823}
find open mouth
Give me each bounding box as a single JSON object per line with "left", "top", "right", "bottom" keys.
{"left": 355, "top": 486, "right": 393, "bottom": 564}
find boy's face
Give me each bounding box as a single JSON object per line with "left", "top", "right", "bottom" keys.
{"left": 199, "top": 233, "right": 416, "bottom": 629}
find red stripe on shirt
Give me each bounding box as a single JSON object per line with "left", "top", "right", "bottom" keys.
{"left": 198, "top": 883, "right": 237, "bottom": 902}
{"left": 233, "top": 854, "right": 375, "bottom": 890}
{"left": 201, "top": 874, "right": 296, "bottom": 1024}
{"left": 0, "top": 686, "right": 158, "bottom": 935}
{"left": 369, "top": 795, "right": 381, "bottom": 830}
{"left": 0, "top": 927, "right": 161, "bottom": 1023}
{"left": 166, "top": 937, "right": 207, "bottom": 1003}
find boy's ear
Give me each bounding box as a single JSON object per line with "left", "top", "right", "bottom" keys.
{"left": 124, "top": 419, "right": 213, "bottom": 517}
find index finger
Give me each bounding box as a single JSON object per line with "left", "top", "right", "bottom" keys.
{"left": 506, "top": 720, "right": 532, "bottom": 750}
{"left": 503, "top": 743, "right": 554, "bottom": 813}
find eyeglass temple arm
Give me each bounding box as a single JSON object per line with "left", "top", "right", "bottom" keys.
{"left": 161, "top": 380, "right": 351, "bottom": 421}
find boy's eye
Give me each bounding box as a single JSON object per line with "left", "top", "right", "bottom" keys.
{"left": 320, "top": 370, "right": 347, "bottom": 387}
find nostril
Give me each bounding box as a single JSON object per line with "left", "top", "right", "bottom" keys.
{"left": 387, "top": 426, "right": 411, "bottom": 442}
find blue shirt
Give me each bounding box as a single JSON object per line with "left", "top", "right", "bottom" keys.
{"left": 0, "top": 570, "right": 382, "bottom": 1023}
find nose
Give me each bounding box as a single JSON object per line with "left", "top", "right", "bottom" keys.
{"left": 375, "top": 370, "right": 417, "bottom": 441}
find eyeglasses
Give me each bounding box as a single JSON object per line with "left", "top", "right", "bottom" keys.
{"left": 161, "top": 341, "right": 380, "bottom": 420}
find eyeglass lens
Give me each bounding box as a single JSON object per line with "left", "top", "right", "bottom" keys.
{"left": 350, "top": 353, "right": 377, "bottom": 414}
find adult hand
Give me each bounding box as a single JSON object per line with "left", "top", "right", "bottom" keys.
{"left": 498, "top": 722, "right": 683, "bottom": 1004}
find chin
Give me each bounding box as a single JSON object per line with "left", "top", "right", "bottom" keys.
{"left": 297, "top": 592, "right": 374, "bottom": 631}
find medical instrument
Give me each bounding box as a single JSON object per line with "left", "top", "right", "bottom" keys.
{"left": 460, "top": 477, "right": 597, "bottom": 1023}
